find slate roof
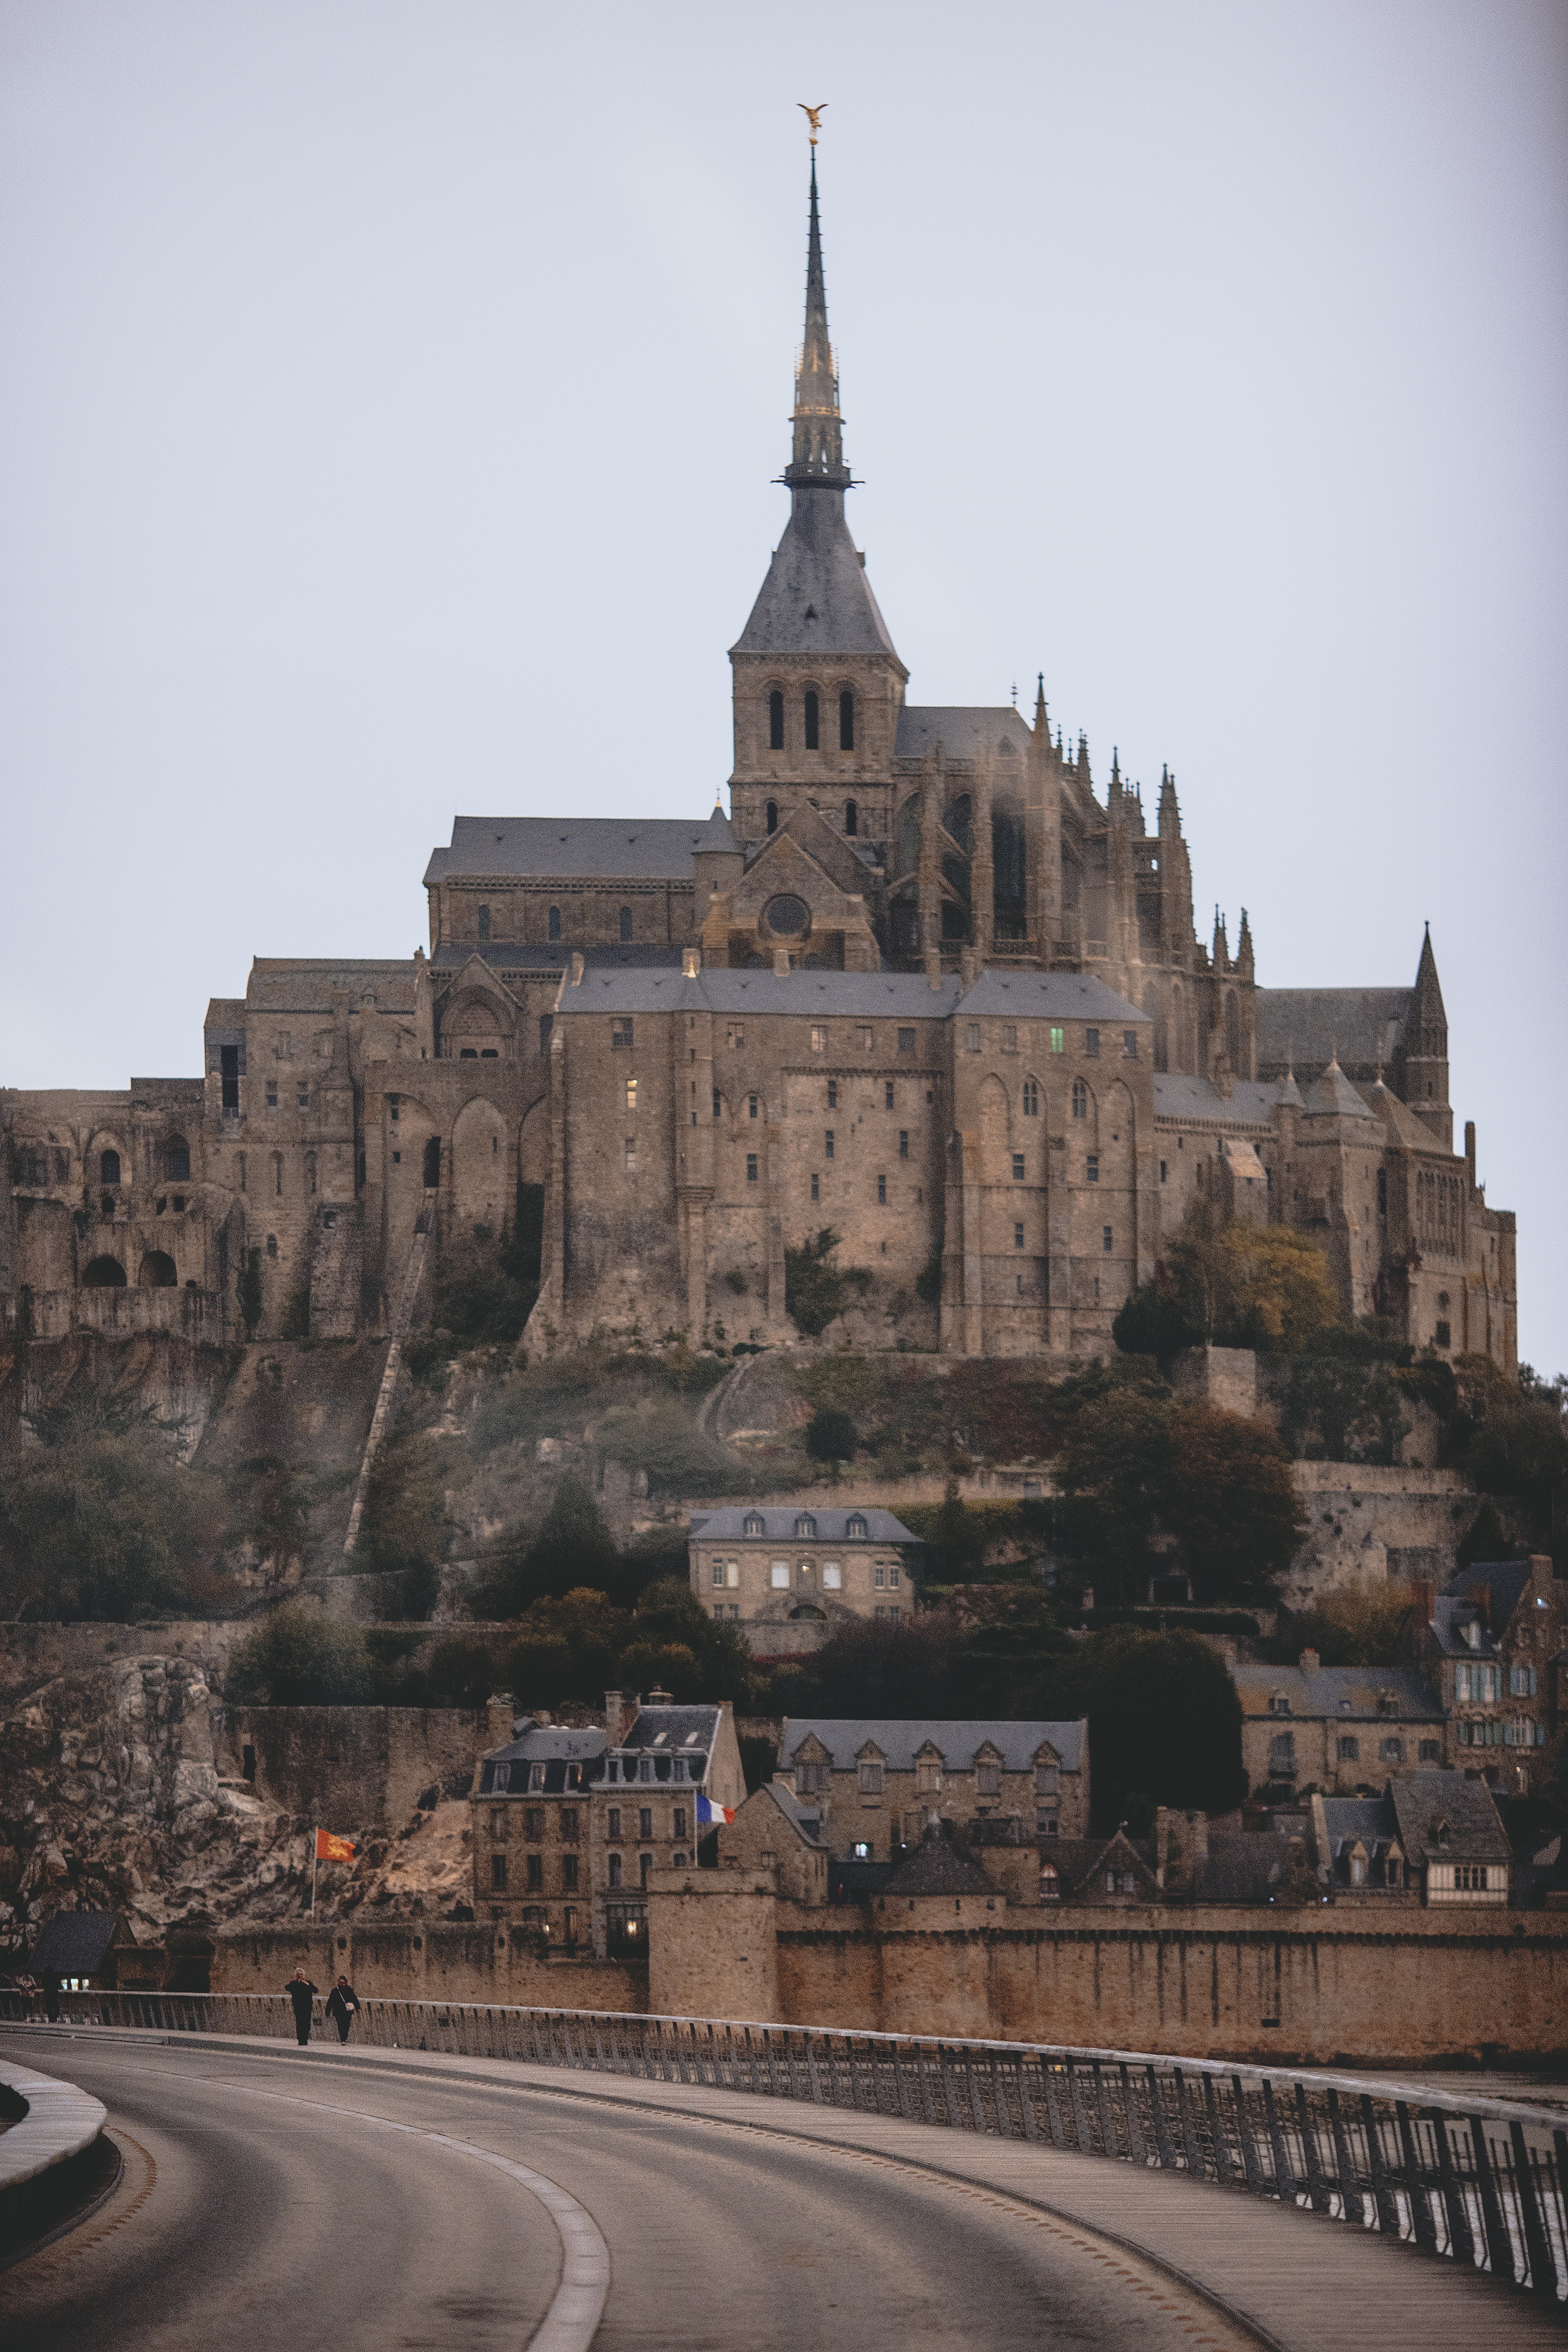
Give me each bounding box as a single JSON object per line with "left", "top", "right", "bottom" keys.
{"left": 424, "top": 811, "right": 737, "bottom": 889}
{"left": 431, "top": 943, "right": 688, "bottom": 977}
{"left": 1192, "top": 1832, "right": 1299, "bottom": 1904}
{"left": 731, "top": 492, "right": 901, "bottom": 660}
{"left": 555, "top": 968, "right": 961, "bottom": 1019}
{"left": 689, "top": 1507, "right": 917, "bottom": 1544}
{"left": 894, "top": 706, "right": 1035, "bottom": 764}
{"left": 617, "top": 1703, "right": 723, "bottom": 1756}
{"left": 756, "top": 1780, "right": 825, "bottom": 1844}
{"left": 246, "top": 959, "right": 417, "bottom": 1011}
{"left": 830, "top": 1857, "right": 895, "bottom": 1903}
{"left": 1231, "top": 1664, "right": 1443, "bottom": 1722}
{"left": 1319, "top": 1796, "right": 1401, "bottom": 1863}
{"left": 1302, "top": 1059, "right": 1377, "bottom": 1121}
{"left": 31, "top": 1911, "right": 133, "bottom": 1974}
{"left": 1367, "top": 1079, "right": 1445, "bottom": 1152}
{"left": 882, "top": 1830, "right": 998, "bottom": 1899}
{"left": 483, "top": 1722, "right": 609, "bottom": 1766}
{"left": 1255, "top": 987, "right": 1411, "bottom": 1076}
{"left": 1386, "top": 1771, "right": 1511, "bottom": 1863}
{"left": 784, "top": 1716, "right": 1086, "bottom": 1772}
{"left": 954, "top": 971, "right": 1146, "bottom": 1024}
{"left": 1152, "top": 1074, "right": 1291, "bottom": 1127}
{"left": 1429, "top": 1562, "right": 1538, "bottom": 1656}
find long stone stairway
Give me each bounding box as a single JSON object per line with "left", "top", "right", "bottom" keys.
{"left": 341, "top": 1191, "right": 436, "bottom": 1559}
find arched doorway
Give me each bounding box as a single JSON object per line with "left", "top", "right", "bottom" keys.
{"left": 83, "top": 1255, "right": 126, "bottom": 1287}
{"left": 137, "top": 1251, "right": 178, "bottom": 1288}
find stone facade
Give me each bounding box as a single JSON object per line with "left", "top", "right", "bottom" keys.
{"left": 0, "top": 160, "right": 1517, "bottom": 1370}
{"left": 779, "top": 1715, "right": 1089, "bottom": 1861}
{"left": 687, "top": 1504, "right": 919, "bottom": 1654}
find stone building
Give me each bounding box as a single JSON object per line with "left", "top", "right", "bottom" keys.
{"left": 1413, "top": 1557, "right": 1563, "bottom": 1792}
{"left": 0, "top": 155, "right": 1517, "bottom": 1369}
{"left": 1233, "top": 1653, "right": 1447, "bottom": 1797}
{"left": 472, "top": 1692, "right": 745, "bottom": 1959}
{"left": 779, "top": 1715, "right": 1089, "bottom": 1861}
{"left": 1312, "top": 1774, "right": 1512, "bottom": 1908}
{"left": 686, "top": 1504, "right": 919, "bottom": 1654}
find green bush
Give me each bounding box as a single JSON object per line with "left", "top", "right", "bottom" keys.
{"left": 478, "top": 1474, "right": 620, "bottom": 1616}
{"left": 594, "top": 1397, "right": 745, "bottom": 1496}
{"left": 804, "top": 1406, "right": 858, "bottom": 1463}
{"left": 784, "top": 1228, "right": 871, "bottom": 1338}
{"left": 0, "top": 1423, "right": 227, "bottom": 1623}
{"left": 1083, "top": 1627, "right": 1247, "bottom": 1831}
{"left": 227, "top": 1603, "right": 374, "bottom": 1704}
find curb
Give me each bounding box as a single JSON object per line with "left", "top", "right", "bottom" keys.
{"left": 0, "top": 2061, "right": 108, "bottom": 2193}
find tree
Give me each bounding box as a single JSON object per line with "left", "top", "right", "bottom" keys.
{"left": 805, "top": 1406, "right": 858, "bottom": 1464}
{"left": 504, "top": 1589, "right": 628, "bottom": 1711}
{"left": 1112, "top": 1279, "right": 1201, "bottom": 1366}
{"left": 783, "top": 1228, "right": 870, "bottom": 1338}
{"left": 1161, "top": 1405, "right": 1306, "bottom": 1600}
{"left": 227, "top": 1603, "right": 373, "bottom": 1704}
{"left": 1165, "top": 1203, "right": 1340, "bottom": 1354}
{"left": 479, "top": 1473, "right": 620, "bottom": 1615}
{"left": 357, "top": 1434, "right": 445, "bottom": 1615}
{"left": 617, "top": 1577, "right": 760, "bottom": 1707}
{"left": 1083, "top": 1627, "right": 1247, "bottom": 1831}
{"left": 1053, "top": 1389, "right": 1173, "bottom": 1601}
{"left": 780, "top": 1609, "right": 962, "bottom": 1718}
{"left": 1264, "top": 1586, "right": 1419, "bottom": 1670}
{"left": 0, "top": 1428, "right": 224, "bottom": 1622}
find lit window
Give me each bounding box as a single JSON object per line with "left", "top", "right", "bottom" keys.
{"left": 625, "top": 1077, "right": 638, "bottom": 1111}
{"left": 810, "top": 1027, "right": 826, "bottom": 1053}
{"left": 1050, "top": 1025, "right": 1064, "bottom": 1054}
{"left": 771, "top": 1561, "right": 789, "bottom": 1588}
{"left": 822, "top": 1562, "right": 841, "bottom": 1589}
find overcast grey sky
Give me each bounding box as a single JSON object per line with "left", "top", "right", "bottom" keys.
{"left": 2, "top": 1, "right": 1564, "bottom": 1367}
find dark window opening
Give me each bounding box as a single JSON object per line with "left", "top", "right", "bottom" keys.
{"left": 219, "top": 1044, "right": 240, "bottom": 1112}
{"left": 164, "top": 1136, "right": 191, "bottom": 1181}
{"left": 539, "top": 1015, "right": 554, "bottom": 1055}
{"left": 83, "top": 1255, "right": 126, "bottom": 1288}
{"left": 803, "top": 689, "right": 820, "bottom": 750}
{"left": 422, "top": 1138, "right": 441, "bottom": 1188}
{"left": 478, "top": 904, "right": 491, "bottom": 940}
{"left": 844, "top": 797, "right": 858, "bottom": 836}
{"left": 765, "top": 800, "right": 778, "bottom": 835}
{"left": 839, "top": 691, "right": 855, "bottom": 751}
{"left": 768, "top": 689, "right": 785, "bottom": 750}
{"left": 548, "top": 904, "right": 561, "bottom": 941}
{"left": 242, "top": 1743, "right": 256, "bottom": 1782}
{"left": 99, "top": 1148, "right": 121, "bottom": 1185}
{"left": 619, "top": 906, "right": 633, "bottom": 943}
{"left": 138, "top": 1250, "right": 178, "bottom": 1288}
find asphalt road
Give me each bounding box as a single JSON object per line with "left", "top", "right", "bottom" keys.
{"left": 0, "top": 2030, "right": 1273, "bottom": 2352}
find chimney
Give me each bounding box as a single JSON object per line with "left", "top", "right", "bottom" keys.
{"left": 959, "top": 946, "right": 978, "bottom": 989}
{"left": 647, "top": 1686, "right": 672, "bottom": 1708}
{"left": 682, "top": 946, "right": 701, "bottom": 977}
{"left": 1408, "top": 1576, "right": 1435, "bottom": 1629}
{"left": 924, "top": 945, "right": 942, "bottom": 988}
{"left": 569, "top": 952, "right": 584, "bottom": 986}
{"left": 605, "top": 1688, "right": 625, "bottom": 1744}
{"left": 773, "top": 948, "right": 791, "bottom": 978}
{"left": 1298, "top": 1648, "right": 1320, "bottom": 1675}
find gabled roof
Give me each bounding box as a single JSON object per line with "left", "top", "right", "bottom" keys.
{"left": 424, "top": 811, "right": 736, "bottom": 889}
{"left": 1440, "top": 1561, "right": 1535, "bottom": 1635}
{"left": 1386, "top": 1772, "right": 1511, "bottom": 1863}
{"left": 31, "top": 1911, "right": 134, "bottom": 1973}
{"left": 954, "top": 971, "right": 1146, "bottom": 1024}
{"left": 1193, "top": 1831, "right": 1298, "bottom": 1904}
{"left": 617, "top": 1703, "right": 723, "bottom": 1756}
{"left": 1231, "top": 1664, "right": 1442, "bottom": 1722}
{"left": 1063, "top": 1829, "right": 1160, "bottom": 1896}
{"left": 881, "top": 1829, "right": 997, "bottom": 1899}
{"left": 754, "top": 1780, "right": 825, "bottom": 1846}
{"left": 783, "top": 1716, "right": 1085, "bottom": 1773}
{"left": 689, "top": 1506, "right": 916, "bottom": 1544}
{"left": 1152, "top": 1074, "right": 1291, "bottom": 1128}
{"left": 1255, "top": 987, "right": 1411, "bottom": 1077}
{"left": 894, "top": 706, "right": 1034, "bottom": 764}
{"left": 1367, "top": 1079, "right": 1446, "bottom": 1152}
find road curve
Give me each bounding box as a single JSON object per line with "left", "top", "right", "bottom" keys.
{"left": 1, "top": 2028, "right": 1557, "bottom": 2351}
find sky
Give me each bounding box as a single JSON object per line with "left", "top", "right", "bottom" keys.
{"left": 2, "top": 1, "right": 1565, "bottom": 1369}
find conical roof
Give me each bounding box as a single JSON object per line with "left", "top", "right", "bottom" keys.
{"left": 1302, "top": 1055, "right": 1375, "bottom": 1120}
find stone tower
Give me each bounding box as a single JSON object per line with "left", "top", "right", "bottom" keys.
{"left": 728, "top": 151, "right": 908, "bottom": 852}
{"left": 1394, "top": 925, "right": 1452, "bottom": 1149}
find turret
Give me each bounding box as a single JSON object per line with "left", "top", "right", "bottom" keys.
{"left": 1396, "top": 924, "right": 1452, "bottom": 1149}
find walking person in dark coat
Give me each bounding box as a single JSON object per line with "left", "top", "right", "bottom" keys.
{"left": 285, "top": 1968, "right": 319, "bottom": 2047}
{"left": 325, "top": 1975, "right": 361, "bottom": 2044}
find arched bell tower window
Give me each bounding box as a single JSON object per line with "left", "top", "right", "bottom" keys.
{"left": 548, "top": 904, "right": 561, "bottom": 942}
{"left": 844, "top": 799, "right": 858, "bottom": 837}
{"left": 477, "top": 904, "right": 490, "bottom": 941}
{"left": 768, "top": 689, "right": 785, "bottom": 751}
{"left": 619, "top": 906, "right": 633, "bottom": 944}
{"left": 839, "top": 690, "right": 854, "bottom": 751}
{"left": 803, "top": 690, "right": 820, "bottom": 751}
{"left": 765, "top": 801, "right": 778, "bottom": 835}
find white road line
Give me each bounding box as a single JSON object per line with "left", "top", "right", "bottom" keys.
{"left": 179, "top": 2077, "right": 610, "bottom": 2352}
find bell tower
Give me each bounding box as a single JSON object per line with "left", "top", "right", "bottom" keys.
{"left": 728, "top": 144, "right": 907, "bottom": 852}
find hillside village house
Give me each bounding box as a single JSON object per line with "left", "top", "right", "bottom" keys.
{"left": 1232, "top": 1656, "right": 1447, "bottom": 1797}
{"left": 687, "top": 1505, "right": 920, "bottom": 1654}
{"left": 474, "top": 1693, "right": 745, "bottom": 1958}
{"left": 1413, "top": 1557, "right": 1563, "bottom": 1791}
{"left": 1313, "top": 1774, "right": 1512, "bottom": 1907}
{"left": 781, "top": 1716, "right": 1089, "bottom": 1860}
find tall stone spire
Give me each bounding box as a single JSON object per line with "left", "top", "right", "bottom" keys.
{"left": 785, "top": 151, "right": 849, "bottom": 489}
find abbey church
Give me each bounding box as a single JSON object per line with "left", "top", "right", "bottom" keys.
{"left": 0, "top": 159, "right": 1516, "bottom": 1371}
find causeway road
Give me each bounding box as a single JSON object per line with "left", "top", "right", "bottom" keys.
{"left": 2, "top": 2027, "right": 1559, "bottom": 2350}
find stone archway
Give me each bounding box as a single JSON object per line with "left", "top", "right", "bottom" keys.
{"left": 452, "top": 1097, "right": 508, "bottom": 1235}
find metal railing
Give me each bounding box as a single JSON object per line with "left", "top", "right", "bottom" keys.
{"left": 4, "top": 1988, "right": 1564, "bottom": 2302}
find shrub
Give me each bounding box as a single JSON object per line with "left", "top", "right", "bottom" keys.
{"left": 227, "top": 1603, "right": 374, "bottom": 1704}
{"left": 0, "top": 1426, "right": 226, "bottom": 1622}
{"left": 1160, "top": 1404, "right": 1306, "bottom": 1601}
{"left": 1084, "top": 1627, "right": 1246, "bottom": 1830}
{"left": 594, "top": 1397, "right": 744, "bottom": 1495}
{"left": 1263, "top": 1586, "right": 1420, "bottom": 1669}
{"left": 479, "top": 1474, "right": 620, "bottom": 1616}
{"left": 804, "top": 1406, "right": 858, "bottom": 1463}
{"left": 784, "top": 1227, "right": 870, "bottom": 1338}
{"left": 356, "top": 1434, "right": 445, "bottom": 1616}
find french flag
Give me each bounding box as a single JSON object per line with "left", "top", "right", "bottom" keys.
{"left": 697, "top": 1793, "right": 734, "bottom": 1830}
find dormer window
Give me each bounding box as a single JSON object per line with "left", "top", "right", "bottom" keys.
{"left": 795, "top": 1514, "right": 816, "bottom": 1539}
{"left": 1465, "top": 1620, "right": 1482, "bottom": 1650}
{"left": 743, "top": 1513, "right": 764, "bottom": 1537}
{"left": 1271, "top": 1694, "right": 1291, "bottom": 1716}
{"left": 1377, "top": 1692, "right": 1397, "bottom": 1716}
{"left": 846, "top": 1514, "right": 867, "bottom": 1540}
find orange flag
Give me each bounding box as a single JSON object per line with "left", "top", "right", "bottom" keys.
{"left": 315, "top": 1828, "right": 356, "bottom": 1864}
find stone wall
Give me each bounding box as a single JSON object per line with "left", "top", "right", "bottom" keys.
{"left": 768, "top": 1907, "right": 1568, "bottom": 2063}
{"left": 223, "top": 1705, "right": 490, "bottom": 1829}
{"left": 1285, "top": 1463, "right": 1524, "bottom": 1604}
{"left": 211, "top": 1917, "right": 645, "bottom": 2011}
{"left": 645, "top": 1866, "right": 779, "bottom": 2023}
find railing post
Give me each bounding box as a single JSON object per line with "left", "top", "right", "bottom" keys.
{"left": 1325, "top": 2088, "right": 1363, "bottom": 2225}
{"left": 1361, "top": 2094, "right": 1400, "bottom": 2236}
{"left": 1067, "top": 2060, "right": 1094, "bottom": 2154}
{"left": 1509, "top": 2120, "right": 1559, "bottom": 2301}
{"left": 1174, "top": 2069, "right": 1205, "bottom": 2177}
{"left": 1233, "top": 2076, "right": 1265, "bottom": 2194}
{"left": 893, "top": 2041, "right": 914, "bottom": 2122}
{"left": 1262, "top": 2077, "right": 1296, "bottom": 2201}
{"left": 1295, "top": 2084, "right": 1331, "bottom": 2214}
{"left": 1146, "top": 2065, "right": 1176, "bottom": 2171}
{"left": 1433, "top": 2113, "right": 1474, "bottom": 2267}
{"left": 1018, "top": 2058, "right": 1039, "bottom": 2144}
{"left": 965, "top": 2051, "right": 986, "bottom": 2136}
{"left": 1119, "top": 2064, "right": 1146, "bottom": 2166}
{"left": 1094, "top": 2063, "right": 1120, "bottom": 2160}
{"left": 1396, "top": 2101, "right": 1437, "bottom": 2253}
{"left": 1470, "top": 2114, "right": 1515, "bottom": 2281}
{"left": 1202, "top": 2074, "right": 1232, "bottom": 2186}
